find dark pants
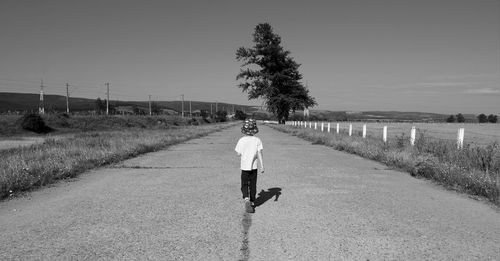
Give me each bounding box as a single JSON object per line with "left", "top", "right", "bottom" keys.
{"left": 241, "top": 169, "right": 258, "bottom": 202}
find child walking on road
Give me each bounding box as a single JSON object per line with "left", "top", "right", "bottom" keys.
{"left": 235, "top": 119, "right": 265, "bottom": 213}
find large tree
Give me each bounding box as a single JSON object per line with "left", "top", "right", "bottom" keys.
{"left": 236, "top": 23, "right": 316, "bottom": 123}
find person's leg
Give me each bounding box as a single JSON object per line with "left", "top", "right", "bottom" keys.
{"left": 242, "top": 170, "right": 255, "bottom": 213}
{"left": 249, "top": 169, "right": 258, "bottom": 203}
{"left": 241, "top": 170, "right": 250, "bottom": 200}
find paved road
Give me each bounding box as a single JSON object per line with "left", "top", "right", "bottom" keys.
{"left": 1, "top": 124, "right": 499, "bottom": 260}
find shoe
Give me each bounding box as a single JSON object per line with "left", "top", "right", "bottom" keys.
{"left": 245, "top": 200, "right": 254, "bottom": 213}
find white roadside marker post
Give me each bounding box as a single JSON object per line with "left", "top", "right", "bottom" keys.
{"left": 457, "top": 128, "right": 465, "bottom": 149}
{"left": 410, "top": 126, "right": 416, "bottom": 146}
{"left": 362, "top": 124, "right": 367, "bottom": 138}
{"left": 309, "top": 121, "right": 312, "bottom": 128}
{"left": 336, "top": 123, "right": 340, "bottom": 134}
{"left": 327, "top": 122, "right": 331, "bottom": 133}
{"left": 383, "top": 126, "right": 387, "bottom": 143}
{"left": 321, "top": 122, "right": 324, "bottom": 132}
{"left": 349, "top": 124, "right": 352, "bottom": 136}
{"left": 314, "top": 122, "right": 317, "bottom": 130}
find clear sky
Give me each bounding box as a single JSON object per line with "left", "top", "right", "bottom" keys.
{"left": 0, "top": 0, "right": 499, "bottom": 114}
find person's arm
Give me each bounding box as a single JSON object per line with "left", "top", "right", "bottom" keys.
{"left": 257, "top": 149, "right": 264, "bottom": 173}
{"left": 235, "top": 140, "right": 242, "bottom": 156}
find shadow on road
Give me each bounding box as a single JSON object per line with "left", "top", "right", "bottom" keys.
{"left": 254, "top": 187, "right": 282, "bottom": 207}
{"left": 239, "top": 212, "right": 252, "bottom": 261}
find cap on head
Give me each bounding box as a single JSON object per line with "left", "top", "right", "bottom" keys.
{"left": 241, "top": 118, "right": 258, "bottom": 135}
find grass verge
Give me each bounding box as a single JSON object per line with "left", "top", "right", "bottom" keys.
{"left": 0, "top": 123, "right": 235, "bottom": 199}
{"left": 270, "top": 124, "right": 500, "bottom": 206}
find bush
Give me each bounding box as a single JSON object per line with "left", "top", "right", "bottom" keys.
{"left": 234, "top": 110, "right": 247, "bottom": 120}
{"left": 188, "top": 118, "right": 199, "bottom": 125}
{"left": 214, "top": 111, "right": 227, "bottom": 122}
{"left": 488, "top": 114, "right": 498, "bottom": 123}
{"left": 19, "top": 114, "right": 52, "bottom": 133}
{"left": 44, "top": 113, "right": 70, "bottom": 128}
{"left": 478, "top": 114, "right": 488, "bottom": 123}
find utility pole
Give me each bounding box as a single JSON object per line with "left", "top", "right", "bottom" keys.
{"left": 215, "top": 101, "right": 218, "bottom": 112}
{"left": 181, "top": 94, "right": 184, "bottom": 118}
{"left": 39, "top": 79, "right": 44, "bottom": 114}
{"left": 66, "top": 83, "right": 70, "bottom": 114}
{"left": 106, "top": 82, "right": 110, "bottom": 115}
{"left": 189, "top": 100, "right": 192, "bottom": 117}
{"left": 149, "top": 95, "right": 152, "bottom": 115}
{"left": 210, "top": 104, "right": 213, "bottom": 115}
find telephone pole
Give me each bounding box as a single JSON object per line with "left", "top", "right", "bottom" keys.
{"left": 148, "top": 95, "right": 152, "bottom": 115}
{"left": 105, "top": 82, "right": 110, "bottom": 115}
{"left": 39, "top": 79, "right": 45, "bottom": 114}
{"left": 210, "top": 104, "right": 213, "bottom": 115}
{"left": 189, "top": 100, "right": 192, "bottom": 117}
{"left": 66, "top": 83, "right": 70, "bottom": 114}
{"left": 181, "top": 94, "right": 184, "bottom": 118}
{"left": 215, "top": 101, "right": 218, "bottom": 112}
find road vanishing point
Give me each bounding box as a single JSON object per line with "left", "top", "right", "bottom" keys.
{"left": 1, "top": 124, "right": 499, "bottom": 260}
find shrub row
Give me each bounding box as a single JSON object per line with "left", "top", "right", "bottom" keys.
{"left": 0, "top": 114, "right": 213, "bottom": 136}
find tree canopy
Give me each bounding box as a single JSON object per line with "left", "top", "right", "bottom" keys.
{"left": 446, "top": 115, "right": 456, "bottom": 123}
{"left": 477, "top": 113, "right": 488, "bottom": 123}
{"left": 236, "top": 23, "right": 316, "bottom": 122}
{"left": 487, "top": 114, "right": 498, "bottom": 123}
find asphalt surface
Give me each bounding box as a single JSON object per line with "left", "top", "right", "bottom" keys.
{"left": 0, "top": 124, "right": 499, "bottom": 260}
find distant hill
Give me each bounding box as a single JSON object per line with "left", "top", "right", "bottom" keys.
{"left": 0, "top": 92, "right": 479, "bottom": 122}
{"left": 0, "top": 92, "right": 257, "bottom": 114}
{"left": 291, "top": 110, "right": 476, "bottom": 123}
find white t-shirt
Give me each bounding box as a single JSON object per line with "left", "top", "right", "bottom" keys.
{"left": 235, "top": 136, "right": 263, "bottom": 171}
